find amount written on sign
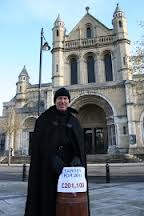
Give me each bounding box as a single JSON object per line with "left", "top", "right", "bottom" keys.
{"left": 57, "top": 167, "right": 87, "bottom": 193}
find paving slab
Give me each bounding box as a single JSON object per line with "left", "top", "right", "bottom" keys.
{"left": 0, "top": 181, "right": 144, "bottom": 216}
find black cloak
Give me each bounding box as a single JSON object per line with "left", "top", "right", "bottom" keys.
{"left": 24, "top": 105, "right": 89, "bottom": 216}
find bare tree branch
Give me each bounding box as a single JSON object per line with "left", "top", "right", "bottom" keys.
{"left": 0, "top": 107, "right": 21, "bottom": 165}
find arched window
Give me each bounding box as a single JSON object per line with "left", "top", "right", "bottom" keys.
{"left": 86, "top": 27, "right": 92, "bottom": 38}
{"left": 104, "top": 53, "right": 113, "bottom": 81}
{"left": 56, "top": 64, "right": 58, "bottom": 72}
{"left": 56, "top": 29, "right": 59, "bottom": 37}
{"left": 87, "top": 56, "right": 95, "bottom": 83}
{"left": 70, "top": 58, "right": 77, "bottom": 85}
{"left": 119, "top": 20, "right": 122, "bottom": 28}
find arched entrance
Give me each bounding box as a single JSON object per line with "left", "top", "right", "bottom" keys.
{"left": 79, "top": 104, "right": 107, "bottom": 154}
{"left": 71, "top": 94, "right": 116, "bottom": 155}
{"left": 22, "top": 117, "right": 36, "bottom": 155}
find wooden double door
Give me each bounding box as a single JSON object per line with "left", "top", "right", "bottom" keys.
{"left": 84, "top": 128, "right": 108, "bottom": 154}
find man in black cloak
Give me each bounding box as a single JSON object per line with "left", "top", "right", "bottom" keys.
{"left": 24, "top": 87, "right": 90, "bottom": 216}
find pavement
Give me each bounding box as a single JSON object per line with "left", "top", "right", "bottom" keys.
{"left": 0, "top": 181, "right": 144, "bottom": 216}
{"left": 0, "top": 163, "right": 144, "bottom": 216}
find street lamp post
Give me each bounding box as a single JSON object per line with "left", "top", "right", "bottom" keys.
{"left": 38, "top": 28, "right": 51, "bottom": 116}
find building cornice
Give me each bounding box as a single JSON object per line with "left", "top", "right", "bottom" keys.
{"left": 51, "top": 47, "right": 64, "bottom": 53}
{"left": 113, "top": 38, "right": 131, "bottom": 45}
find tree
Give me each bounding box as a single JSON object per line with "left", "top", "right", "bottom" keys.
{"left": 128, "top": 22, "right": 144, "bottom": 97}
{"left": 0, "top": 107, "right": 21, "bottom": 165}
{"left": 130, "top": 22, "right": 144, "bottom": 74}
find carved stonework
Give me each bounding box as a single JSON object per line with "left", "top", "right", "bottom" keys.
{"left": 71, "top": 93, "right": 113, "bottom": 117}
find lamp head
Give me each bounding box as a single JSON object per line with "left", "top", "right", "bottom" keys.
{"left": 42, "top": 42, "right": 51, "bottom": 51}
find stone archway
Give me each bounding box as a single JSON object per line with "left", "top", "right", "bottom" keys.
{"left": 80, "top": 104, "right": 107, "bottom": 154}
{"left": 71, "top": 94, "right": 116, "bottom": 154}
{"left": 22, "top": 117, "right": 36, "bottom": 155}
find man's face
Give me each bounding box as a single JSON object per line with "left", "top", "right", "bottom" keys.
{"left": 55, "top": 96, "right": 70, "bottom": 111}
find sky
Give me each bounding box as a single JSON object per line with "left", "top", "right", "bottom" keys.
{"left": 0, "top": 0, "right": 144, "bottom": 115}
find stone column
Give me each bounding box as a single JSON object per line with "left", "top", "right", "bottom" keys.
{"left": 107, "top": 117, "right": 117, "bottom": 154}
{"left": 125, "top": 81, "right": 137, "bottom": 153}
{"left": 77, "top": 57, "right": 81, "bottom": 84}
{"left": 107, "top": 125, "right": 111, "bottom": 146}
{"left": 64, "top": 61, "right": 70, "bottom": 85}
{"left": 5, "top": 132, "right": 14, "bottom": 156}
{"left": 94, "top": 55, "right": 98, "bottom": 82}
{"left": 22, "top": 130, "right": 29, "bottom": 155}
{"left": 46, "top": 88, "right": 53, "bottom": 109}
{"left": 111, "top": 52, "right": 116, "bottom": 81}
{"left": 97, "top": 53, "right": 105, "bottom": 82}
{"left": 80, "top": 56, "right": 87, "bottom": 84}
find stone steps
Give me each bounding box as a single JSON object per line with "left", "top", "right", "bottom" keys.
{"left": 87, "top": 154, "right": 144, "bottom": 163}
{"left": 0, "top": 156, "right": 30, "bottom": 164}
{"left": 0, "top": 154, "right": 143, "bottom": 164}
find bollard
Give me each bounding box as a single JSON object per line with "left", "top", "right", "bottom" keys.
{"left": 22, "top": 163, "right": 27, "bottom": 182}
{"left": 106, "top": 163, "right": 110, "bottom": 183}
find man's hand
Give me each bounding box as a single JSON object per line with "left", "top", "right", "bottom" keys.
{"left": 70, "top": 156, "right": 81, "bottom": 166}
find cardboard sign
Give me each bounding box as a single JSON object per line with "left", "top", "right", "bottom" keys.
{"left": 57, "top": 167, "right": 87, "bottom": 193}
